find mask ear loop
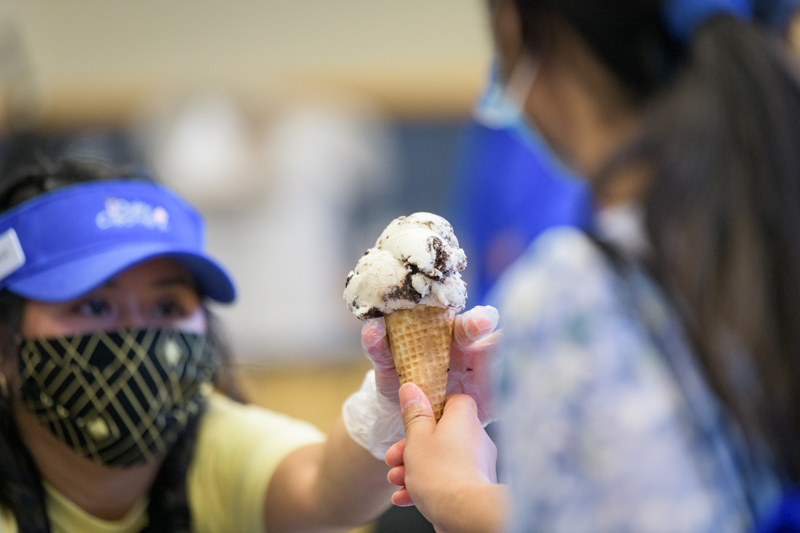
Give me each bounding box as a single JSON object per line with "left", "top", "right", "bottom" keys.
{"left": 503, "top": 53, "right": 541, "bottom": 113}
{"left": 501, "top": 53, "right": 583, "bottom": 174}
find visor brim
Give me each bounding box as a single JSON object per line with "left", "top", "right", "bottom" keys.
{"left": 7, "top": 243, "right": 236, "bottom": 303}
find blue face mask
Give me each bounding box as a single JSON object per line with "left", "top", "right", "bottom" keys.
{"left": 473, "top": 57, "right": 581, "bottom": 177}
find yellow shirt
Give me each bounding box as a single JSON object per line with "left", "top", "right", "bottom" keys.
{"left": 0, "top": 393, "right": 325, "bottom": 533}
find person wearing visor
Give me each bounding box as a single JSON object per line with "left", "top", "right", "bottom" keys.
{"left": 386, "top": 0, "right": 800, "bottom": 532}
{"left": 0, "top": 159, "right": 500, "bottom": 532}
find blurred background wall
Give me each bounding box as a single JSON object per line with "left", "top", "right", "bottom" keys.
{"left": 0, "top": 0, "right": 493, "bottom": 364}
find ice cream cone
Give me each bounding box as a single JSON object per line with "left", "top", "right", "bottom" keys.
{"left": 384, "top": 304, "right": 455, "bottom": 421}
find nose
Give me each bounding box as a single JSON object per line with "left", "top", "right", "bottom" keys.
{"left": 117, "top": 305, "right": 150, "bottom": 330}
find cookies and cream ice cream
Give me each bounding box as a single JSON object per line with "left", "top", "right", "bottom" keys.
{"left": 344, "top": 212, "right": 467, "bottom": 320}
{"left": 344, "top": 212, "right": 467, "bottom": 420}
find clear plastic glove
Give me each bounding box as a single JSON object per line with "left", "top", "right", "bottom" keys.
{"left": 343, "top": 305, "right": 500, "bottom": 459}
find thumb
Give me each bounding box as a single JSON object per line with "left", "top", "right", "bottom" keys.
{"left": 399, "top": 382, "right": 436, "bottom": 437}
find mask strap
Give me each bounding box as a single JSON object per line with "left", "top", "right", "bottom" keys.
{"left": 503, "top": 53, "right": 540, "bottom": 112}
{"left": 663, "top": 0, "right": 753, "bottom": 45}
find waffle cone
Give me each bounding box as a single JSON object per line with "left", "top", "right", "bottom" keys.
{"left": 385, "top": 304, "right": 455, "bottom": 421}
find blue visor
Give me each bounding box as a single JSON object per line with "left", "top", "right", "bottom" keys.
{"left": 0, "top": 179, "right": 236, "bottom": 303}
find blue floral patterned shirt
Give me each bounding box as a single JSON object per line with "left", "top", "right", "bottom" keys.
{"left": 492, "top": 225, "right": 782, "bottom": 533}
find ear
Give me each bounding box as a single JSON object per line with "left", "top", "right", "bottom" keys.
{"left": 0, "top": 362, "right": 10, "bottom": 399}
{"left": 490, "top": 0, "right": 526, "bottom": 81}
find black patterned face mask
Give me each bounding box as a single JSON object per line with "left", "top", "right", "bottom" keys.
{"left": 18, "top": 328, "right": 218, "bottom": 467}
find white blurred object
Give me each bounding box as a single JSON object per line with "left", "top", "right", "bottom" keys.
{"left": 207, "top": 100, "right": 396, "bottom": 363}
{"left": 144, "top": 92, "right": 265, "bottom": 210}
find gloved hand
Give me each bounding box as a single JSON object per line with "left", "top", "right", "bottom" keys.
{"left": 343, "top": 305, "right": 500, "bottom": 459}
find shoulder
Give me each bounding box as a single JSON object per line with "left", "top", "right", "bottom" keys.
{"left": 491, "top": 226, "right": 666, "bottom": 408}
{"left": 188, "top": 393, "right": 325, "bottom": 532}
{"left": 0, "top": 506, "right": 17, "bottom": 533}
{"left": 497, "top": 226, "right": 616, "bottom": 295}
{"left": 197, "top": 393, "right": 325, "bottom": 456}
{"left": 491, "top": 226, "right": 622, "bottom": 334}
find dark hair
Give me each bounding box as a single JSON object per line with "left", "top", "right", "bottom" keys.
{"left": 0, "top": 158, "right": 240, "bottom": 532}
{"left": 0, "top": 292, "right": 48, "bottom": 533}
{"left": 514, "top": 0, "right": 800, "bottom": 484}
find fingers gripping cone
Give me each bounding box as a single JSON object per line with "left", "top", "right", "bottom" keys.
{"left": 384, "top": 304, "right": 455, "bottom": 421}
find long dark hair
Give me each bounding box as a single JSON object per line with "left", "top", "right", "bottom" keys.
{"left": 514, "top": 0, "right": 800, "bottom": 483}
{"left": 0, "top": 158, "right": 239, "bottom": 532}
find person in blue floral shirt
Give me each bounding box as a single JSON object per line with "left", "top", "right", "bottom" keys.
{"left": 385, "top": 0, "right": 800, "bottom": 531}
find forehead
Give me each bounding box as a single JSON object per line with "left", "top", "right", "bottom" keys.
{"left": 107, "top": 257, "right": 197, "bottom": 287}
{"left": 31, "top": 257, "right": 200, "bottom": 301}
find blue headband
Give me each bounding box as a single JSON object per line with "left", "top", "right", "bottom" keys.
{"left": 0, "top": 180, "right": 236, "bottom": 303}
{"left": 664, "top": 0, "right": 753, "bottom": 44}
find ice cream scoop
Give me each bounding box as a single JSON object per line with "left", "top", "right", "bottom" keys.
{"left": 344, "top": 212, "right": 467, "bottom": 420}
{"left": 344, "top": 212, "right": 467, "bottom": 319}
